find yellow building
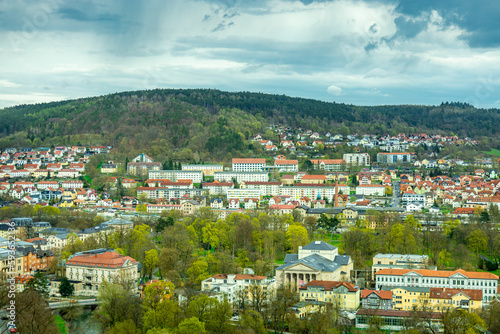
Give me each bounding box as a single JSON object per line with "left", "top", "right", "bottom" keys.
{"left": 389, "top": 286, "right": 482, "bottom": 313}
{"left": 299, "top": 280, "right": 360, "bottom": 311}
{"left": 101, "top": 163, "right": 117, "bottom": 174}
{"left": 33, "top": 169, "right": 49, "bottom": 178}
{"left": 59, "top": 200, "right": 74, "bottom": 208}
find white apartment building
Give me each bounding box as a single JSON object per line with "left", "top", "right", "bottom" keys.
{"left": 274, "top": 159, "right": 299, "bottom": 172}
{"left": 202, "top": 182, "right": 234, "bottom": 195}
{"left": 226, "top": 189, "right": 261, "bottom": 200}
{"left": 57, "top": 169, "right": 80, "bottom": 178}
{"left": 62, "top": 249, "right": 139, "bottom": 296}
{"left": 232, "top": 158, "right": 266, "bottom": 172}
{"left": 280, "top": 185, "right": 350, "bottom": 201}
{"left": 214, "top": 172, "right": 269, "bottom": 183}
{"left": 137, "top": 187, "right": 204, "bottom": 200}
{"left": 343, "top": 153, "right": 370, "bottom": 166}
{"left": 356, "top": 185, "right": 386, "bottom": 196}
{"left": 182, "top": 164, "right": 223, "bottom": 176}
{"left": 148, "top": 170, "right": 203, "bottom": 183}
{"left": 202, "top": 274, "right": 277, "bottom": 305}
{"left": 240, "top": 181, "right": 281, "bottom": 196}
{"left": 61, "top": 180, "right": 84, "bottom": 189}
{"left": 37, "top": 181, "right": 60, "bottom": 190}
{"left": 375, "top": 268, "right": 498, "bottom": 303}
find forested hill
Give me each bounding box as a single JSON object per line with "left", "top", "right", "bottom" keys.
{"left": 0, "top": 89, "right": 499, "bottom": 160}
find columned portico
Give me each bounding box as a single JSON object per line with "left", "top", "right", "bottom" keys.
{"left": 284, "top": 270, "right": 319, "bottom": 290}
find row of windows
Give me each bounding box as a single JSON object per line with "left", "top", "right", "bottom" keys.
{"left": 378, "top": 276, "right": 496, "bottom": 288}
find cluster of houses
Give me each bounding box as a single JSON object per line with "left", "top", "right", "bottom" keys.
{"left": 264, "top": 126, "right": 480, "bottom": 153}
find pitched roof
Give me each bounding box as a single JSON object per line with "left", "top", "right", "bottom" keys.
{"left": 375, "top": 268, "right": 498, "bottom": 280}
{"left": 361, "top": 289, "right": 393, "bottom": 300}
{"left": 429, "top": 287, "right": 482, "bottom": 301}
{"left": 212, "top": 274, "right": 268, "bottom": 280}
{"left": 299, "top": 280, "right": 358, "bottom": 292}
{"left": 302, "top": 241, "right": 337, "bottom": 251}
{"left": 232, "top": 158, "right": 265, "bottom": 164}
{"left": 67, "top": 251, "right": 137, "bottom": 268}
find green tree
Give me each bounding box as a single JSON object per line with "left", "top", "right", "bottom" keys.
{"left": 178, "top": 317, "right": 205, "bottom": 334}
{"left": 186, "top": 259, "right": 210, "bottom": 287}
{"left": 285, "top": 223, "right": 309, "bottom": 253}
{"left": 442, "top": 309, "right": 486, "bottom": 334}
{"left": 144, "top": 249, "right": 159, "bottom": 279}
{"left": 108, "top": 319, "right": 141, "bottom": 334}
{"left": 25, "top": 271, "right": 50, "bottom": 298}
{"left": 59, "top": 277, "right": 75, "bottom": 297}
{"left": 468, "top": 230, "right": 488, "bottom": 266}
{"left": 317, "top": 213, "right": 340, "bottom": 237}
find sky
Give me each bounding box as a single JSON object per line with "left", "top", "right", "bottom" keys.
{"left": 1, "top": 0, "right": 500, "bottom": 109}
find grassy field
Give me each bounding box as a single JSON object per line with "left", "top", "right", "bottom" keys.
{"left": 54, "top": 315, "right": 68, "bottom": 334}
{"left": 483, "top": 148, "right": 500, "bottom": 157}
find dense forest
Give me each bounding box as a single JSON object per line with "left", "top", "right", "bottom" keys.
{"left": 1, "top": 89, "right": 499, "bottom": 162}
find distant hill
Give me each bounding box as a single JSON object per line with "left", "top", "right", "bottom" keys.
{"left": 0, "top": 89, "right": 499, "bottom": 161}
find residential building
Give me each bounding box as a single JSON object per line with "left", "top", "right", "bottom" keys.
{"left": 63, "top": 249, "right": 139, "bottom": 296}
{"left": 355, "top": 309, "right": 442, "bottom": 332}
{"left": 310, "top": 159, "right": 346, "bottom": 171}
{"left": 101, "top": 163, "right": 117, "bottom": 174}
{"left": 137, "top": 187, "right": 203, "bottom": 200}
{"left": 226, "top": 189, "right": 261, "bottom": 201}
{"left": 356, "top": 185, "right": 385, "bottom": 196}
{"left": 274, "top": 159, "right": 299, "bottom": 172}
{"left": 280, "top": 184, "right": 349, "bottom": 202}
{"left": 276, "top": 241, "right": 353, "bottom": 290}
{"left": 127, "top": 162, "right": 161, "bottom": 176}
{"left": 201, "top": 274, "right": 276, "bottom": 305}
{"left": 202, "top": 182, "right": 234, "bottom": 195}
{"left": 132, "top": 153, "right": 154, "bottom": 163}
{"left": 182, "top": 164, "right": 223, "bottom": 176}
{"left": 240, "top": 181, "right": 280, "bottom": 196}
{"left": 361, "top": 290, "right": 393, "bottom": 310}
{"left": 343, "top": 153, "right": 370, "bottom": 166}
{"left": 181, "top": 200, "right": 201, "bottom": 215}
{"left": 299, "top": 280, "right": 360, "bottom": 311}
{"left": 377, "top": 153, "right": 412, "bottom": 164}
{"left": 214, "top": 172, "right": 269, "bottom": 183}
{"left": 375, "top": 268, "right": 498, "bottom": 303}
{"left": 148, "top": 170, "right": 203, "bottom": 183}
{"left": 232, "top": 158, "right": 266, "bottom": 172}
{"left": 301, "top": 175, "right": 327, "bottom": 184}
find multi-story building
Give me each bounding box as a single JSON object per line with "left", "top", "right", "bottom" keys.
{"left": 127, "top": 162, "right": 161, "bottom": 176}
{"left": 310, "top": 159, "right": 346, "bottom": 171}
{"left": 202, "top": 182, "right": 234, "bottom": 195}
{"left": 355, "top": 309, "right": 442, "bottom": 332}
{"left": 137, "top": 187, "right": 204, "bottom": 200}
{"left": 372, "top": 254, "right": 430, "bottom": 279}
{"left": 201, "top": 274, "right": 276, "bottom": 305}
{"left": 356, "top": 185, "right": 385, "bottom": 196}
{"left": 182, "top": 164, "right": 223, "bottom": 176}
{"left": 375, "top": 268, "right": 498, "bottom": 303}
{"left": 377, "top": 153, "right": 412, "bottom": 164}
{"left": 147, "top": 170, "right": 203, "bottom": 183}
{"left": 226, "top": 189, "right": 261, "bottom": 201}
{"left": 214, "top": 172, "right": 269, "bottom": 183}
{"left": 361, "top": 290, "right": 393, "bottom": 310}
{"left": 232, "top": 158, "right": 266, "bottom": 172}
{"left": 61, "top": 180, "right": 84, "bottom": 189}
{"left": 280, "top": 184, "right": 350, "bottom": 201}
{"left": 276, "top": 241, "right": 353, "bottom": 290}
{"left": 274, "top": 159, "right": 299, "bottom": 172}
{"left": 299, "top": 280, "right": 360, "bottom": 311}
{"left": 240, "top": 181, "right": 281, "bottom": 196}
{"left": 343, "top": 153, "right": 370, "bottom": 166}
{"left": 63, "top": 249, "right": 139, "bottom": 296}
{"left": 101, "top": 164, "right": 117, "bottom": 174}
{"left": 0, "top": 248, "right": 24, "bottom": 277}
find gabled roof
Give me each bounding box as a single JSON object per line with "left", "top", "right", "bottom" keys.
{"left": 299, "top": 280, "right": 358, "bottom": 292}
{"left": 276, "top": 253, "right": 340, "bottom": 272}
{"left": 375, "top": 268, "right": 498, "bottom": 280}
{"left": 361, "top": 290, "right": 393, "bottom": 300}
{"left": 429, "top": 287, "right": 482, "bottom": 301}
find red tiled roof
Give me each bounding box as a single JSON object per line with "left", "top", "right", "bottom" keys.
{"left": 361, "top": 289, "right": 393, "bottom": 300}
{"left": 67, "top": 251, "right": 137, "bottom": 268}
{"left": 275, "top": 159, "right": 299, "bottom": 165}
{"left": 232, "top": 158, "right": 265, "bottom": 164}
{"left": 429, "top": 287, "right": 482, "bottom": 301}
{"left": 299, "top": 280, "right": 358, "bottom": 292}
{"left": 212, "top": 274, "right": 268, "bottom": 280}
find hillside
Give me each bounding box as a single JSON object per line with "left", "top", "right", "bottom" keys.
{"left": 0, "top": 89, "right": 499, "bottom": 162}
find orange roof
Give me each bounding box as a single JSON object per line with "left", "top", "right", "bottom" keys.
{"left": 375, "top": 268, "right": 498, "bottom": 280}
{"left": 232, "top": 158, "right": 265, "bottom": 164}
{"left": 67, "top": 251, "right": 137, "bottom": 268}
{"left": 310, "top": 159, "right": 346, "bottom": 165}
{"left": 429, "top": 287, "right": 482, "bottom": 301}
{"left": 361, "top": 290, "right": 393, "bottom": 300}
{"left": 301, "top": 175, "right": 327, "bottom": 180}
{"left": 275, "top": 159, "right": 299, "bottom": 165}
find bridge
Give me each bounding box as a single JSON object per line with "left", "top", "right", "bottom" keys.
{"left": 48, "top": 298, "right": 100, "bottom": 309}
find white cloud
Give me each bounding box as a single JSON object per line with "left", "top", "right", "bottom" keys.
{"left": 327, "top": 85, "right": 343, "bottom": 96}
{"left": 0, "top": 80, "right": 20, "bottom": 88}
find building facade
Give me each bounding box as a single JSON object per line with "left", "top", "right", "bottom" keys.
{"left": 232, "top": 158, "right": 266, "bottom": 172}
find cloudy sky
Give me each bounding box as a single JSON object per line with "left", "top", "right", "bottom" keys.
{"left": 1, "top": 0, "right": 500, "bottom": 109}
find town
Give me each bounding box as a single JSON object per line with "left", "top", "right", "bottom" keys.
{"left": 0, "top": 127, "right": 499, "bottom": 333}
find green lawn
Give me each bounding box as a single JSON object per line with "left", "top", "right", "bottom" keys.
{"left": 483, "top": 148, "right": 500, "bottom": 157}
{"left": 54, "top": 315, "right": 68, "bottom": 334}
